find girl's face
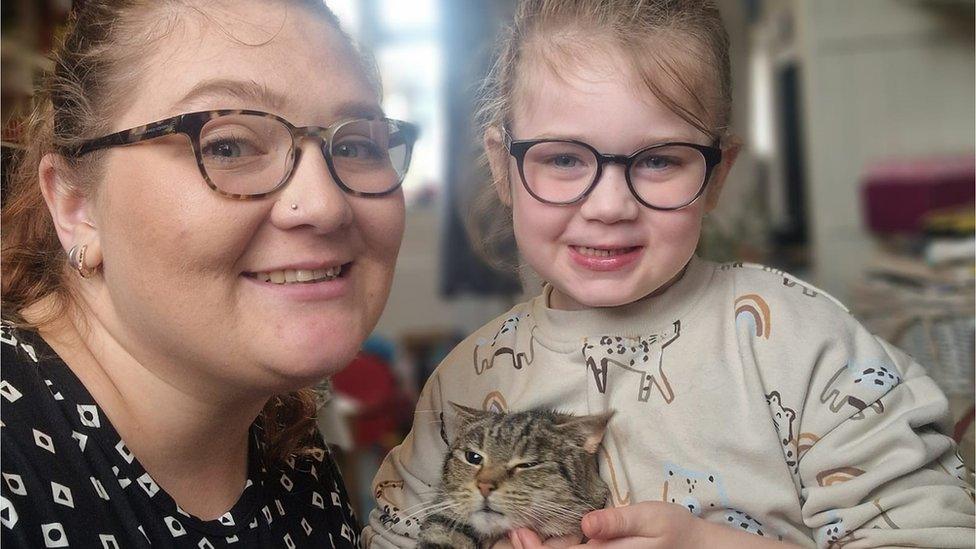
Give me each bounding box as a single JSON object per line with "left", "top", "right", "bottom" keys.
{"left": 503, "top": 61, "right": 729, "bottom": 310}
{"left": 79, "top": 2, "right": 404, "bottom": 396}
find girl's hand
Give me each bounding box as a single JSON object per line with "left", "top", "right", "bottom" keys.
{"left": 510, "top": 502, "right": 801, "bottom": 549}
{"left": 494, "top": 534, "right": 579, "bottom": 548}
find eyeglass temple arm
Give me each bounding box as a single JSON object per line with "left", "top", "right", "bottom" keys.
{"left": 388, "top": 122, "right": 420, "bottom": 148}
{"left": 68, "top": 116, "right": 184, "bottom": 157}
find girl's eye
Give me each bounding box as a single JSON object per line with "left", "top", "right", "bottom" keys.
{"left": 512, "top": 461, "right": 541, "bottom": 470}
{"left": 551, "top": 155, "right": 580, "bottom": 168}
{"left": 463, "top": 451, "right": 483, "bottom": 465}
{"left": 641, "top": 155, "right": 678, "bottom": 170}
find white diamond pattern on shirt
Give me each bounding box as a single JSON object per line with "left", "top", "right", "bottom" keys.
{"left": 3, "top": 473, "right": 26, "bottom": 496}
{"left": 1, "top": 322, "right": 363, "bottom": 548}
{"left": 1, "top": 495, "right": 19, "bottom": 529}
{"left": 50, "top": 481, "right": 74, "bottom": 508}
{"left": 78, "top": 404, "right": 100, "bottom": 428}
{"left": 0, "top": 380, "right": 22, "bottom": 403}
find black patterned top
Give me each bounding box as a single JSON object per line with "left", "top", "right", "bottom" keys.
{"left": 0, "top": 322, "right": 360, "bottom": 548}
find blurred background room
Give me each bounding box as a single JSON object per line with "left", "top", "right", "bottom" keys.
{"left": 3, "top": 0, "right": 974, "bottom": 518}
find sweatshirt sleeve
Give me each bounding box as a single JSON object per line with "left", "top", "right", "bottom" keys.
{"left": 795, "top": 314, "right": 975, "bottom": 548}
{"left": 363, "top": 372, "right": 450, "bottom": 548}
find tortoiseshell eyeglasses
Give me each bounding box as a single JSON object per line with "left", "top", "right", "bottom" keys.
{"left": 63, "top": 109, "right": 420, "bottom": 200}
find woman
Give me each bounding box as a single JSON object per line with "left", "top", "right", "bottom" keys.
{"left": 1, "top": 1, "right": 417, "bottom": 546}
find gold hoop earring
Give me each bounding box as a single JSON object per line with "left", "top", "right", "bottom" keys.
{"left": 67, "top": 244, "right": 96, "bottom": 279}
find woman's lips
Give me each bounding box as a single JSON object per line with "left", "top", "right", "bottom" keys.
{"left": 241, "top": 262, "right": 353, "bottom": 300}
{"left": 569, "top": 245, "right": 643, "bottom": 271}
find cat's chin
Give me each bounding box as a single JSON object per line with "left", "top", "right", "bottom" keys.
{"left": 468, "top": 509, "right": 514, "bottom": 537}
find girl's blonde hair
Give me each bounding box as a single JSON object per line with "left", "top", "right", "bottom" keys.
{"left": 1, "top": 0, "right": 371, "bottom": 466}
{"left": 470, "top": 0, "right": 732, "bottom": 270}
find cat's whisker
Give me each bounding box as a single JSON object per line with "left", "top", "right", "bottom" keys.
{"left": 402, "top": 500, "right": 461, "bottom": 521}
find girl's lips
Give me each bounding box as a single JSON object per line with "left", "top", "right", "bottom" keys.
{"left": 568, "top": 245, "right": 643, "bottom": 271}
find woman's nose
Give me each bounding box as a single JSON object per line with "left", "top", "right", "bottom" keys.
{"left": 578, "top": 165, "right": 640, "bottom": 223}
{"left": 271, "top": 141, "right": 354, "bottom": 233}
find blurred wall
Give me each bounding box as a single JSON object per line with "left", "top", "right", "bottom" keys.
{"left": 795, "top": 0, "right": 975, "bottom": 299}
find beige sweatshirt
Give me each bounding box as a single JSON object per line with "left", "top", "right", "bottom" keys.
{"left": 364, "top": 257, "right": 975, "bottom": 548}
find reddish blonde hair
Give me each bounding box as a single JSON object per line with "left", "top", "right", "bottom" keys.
{"left": 1, "top": 0, "right": 369, "bottom": 466}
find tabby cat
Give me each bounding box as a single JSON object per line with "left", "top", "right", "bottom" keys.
{"left": 417, "top": 404, "right": 612, "bottom": 549}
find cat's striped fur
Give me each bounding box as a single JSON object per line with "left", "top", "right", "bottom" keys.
{"left": 417, "top": 404, "right": 612, "bottom": 549}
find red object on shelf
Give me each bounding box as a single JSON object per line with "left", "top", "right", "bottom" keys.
{"left": 861, "top": 155, "right": 975, "bottom": 233}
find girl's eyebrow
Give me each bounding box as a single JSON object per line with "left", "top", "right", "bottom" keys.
{"left": 526, "top": 131, "right": 707, "bottom": 146}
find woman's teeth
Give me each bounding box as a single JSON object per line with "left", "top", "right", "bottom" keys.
{"left": 574, "top": 246, "right": 636, "bottom": 258}
{"left": 252, "top": 266, "right": 342, "bottom": 284}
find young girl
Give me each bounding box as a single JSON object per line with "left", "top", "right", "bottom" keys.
{"left": 365, "top": 1, "right": 975, "bottom": 547}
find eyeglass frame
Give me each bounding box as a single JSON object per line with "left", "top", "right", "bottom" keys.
{"left": 502, "top": 128, "right": 723, "bottom": 211}
{"left": 61, "top": 109, "right": 420, "bottom": 200}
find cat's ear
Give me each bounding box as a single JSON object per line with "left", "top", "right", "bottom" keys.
{"left": 557, "top": 411, "right": 614, "bottom": 454}
{"left": 448, "top": 402, "right": 487, "bottom": 425}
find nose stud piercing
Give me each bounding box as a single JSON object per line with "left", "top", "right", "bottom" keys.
{"left": 290, "top": 203, "right": 298, "bottom": 211}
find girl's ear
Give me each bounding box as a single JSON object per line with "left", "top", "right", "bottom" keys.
{"left": 703, "top": 138, "right": 741, "bottom": 213}
{"left": 38, "top": 153, "right": 103, "bottom": 270}
{"left": 483, "top": 127, "right": 512, "bottom": 207}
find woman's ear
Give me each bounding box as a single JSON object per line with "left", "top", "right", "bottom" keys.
{"left": 703, "top": 138, "right": 741, "bottom": 213}
{"left": 483, "top": 127, "right": 512, "bottom": 207}
{"left": 38, "top": 153, "right": 102, "bottom": 270}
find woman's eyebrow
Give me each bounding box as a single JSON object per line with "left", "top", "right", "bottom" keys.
{"left": 330, "top": 100, "right": 385, "bottom": 121}
{"left": 171, "top": 79, "right": 385, "bottom": 121}
{"left": 172, "top": 78, "right": 287, "bottom": 112}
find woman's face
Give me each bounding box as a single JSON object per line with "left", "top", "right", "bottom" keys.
{"left": 85, "top": 2, "right": 404, "bottom": 395}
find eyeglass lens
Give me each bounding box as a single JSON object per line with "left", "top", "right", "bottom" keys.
{"left": 521, "top": 141, "right": 708, "bottom": 208}
{"left": 198, "top": 115, "right": 409, "bottom": 196}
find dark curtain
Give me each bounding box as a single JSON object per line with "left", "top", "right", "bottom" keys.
{"left": 438, "top": 0, "right": 521, "bottom": 298}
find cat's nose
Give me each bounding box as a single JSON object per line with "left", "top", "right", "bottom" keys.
{"left": 477, "top": 481, "right": 497, "bottom": 498}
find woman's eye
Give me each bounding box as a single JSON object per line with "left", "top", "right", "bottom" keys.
{"left": 334, "top": 140, "right": 382, "bottom": 159}
{"left": 202, "top": 138, "right": 263, "bottom": 160}
{"left": 463, "top": 451, "right": 483, "bottom": 465}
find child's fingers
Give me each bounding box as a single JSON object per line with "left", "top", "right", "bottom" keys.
{"left": 582, "top": 503, "right": 671, "bottom": 539}
{"left": 510, "top": 529, "right": 582, "bottom": 549}
{"left": 492, "top": 537, "right": 516, "bottom": 549}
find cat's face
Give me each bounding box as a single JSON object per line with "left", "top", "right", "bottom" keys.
{"left": 440, "top": 405, "right": 611, "bottom": 538}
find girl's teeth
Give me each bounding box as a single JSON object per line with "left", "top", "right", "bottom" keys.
{"left": 253, "top": 266, "right": 343, "bottom": 284}
{"left": 576, "top": 246, "right": 633, "bottom": 257}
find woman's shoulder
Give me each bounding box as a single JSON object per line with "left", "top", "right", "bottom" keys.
{"left": 0, "top": 321, "right": 60, "bottom": 406}
{"left": 1, "top": 320, "right": 47, "bottom": 366}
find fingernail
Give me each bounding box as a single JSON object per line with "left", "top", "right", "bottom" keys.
{"left": 582, "top": 512, "right": 601, "bottom": 534}
{"left": 510, "top": 530, "right": 524, "bottom": 549}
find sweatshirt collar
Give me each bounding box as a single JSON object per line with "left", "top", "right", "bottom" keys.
{"left": 529, "top": 255, "right": 714, "bottom": 344}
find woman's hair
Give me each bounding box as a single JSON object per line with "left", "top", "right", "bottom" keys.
{"left": 469, "top": 0, "right": 732, "bottom": 270}
{"left": 1, "top": 0, "right": 375, "bottom": 466}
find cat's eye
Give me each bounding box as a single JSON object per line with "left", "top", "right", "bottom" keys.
{"left": 463, "top": 451, "right": 484, "bottom": 465}
{"left": 512, "top": 461, "right": 541, "bottom": 470}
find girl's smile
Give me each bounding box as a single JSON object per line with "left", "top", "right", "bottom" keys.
{"left": 568, "top": 245, "right": 643, "bottom": 271}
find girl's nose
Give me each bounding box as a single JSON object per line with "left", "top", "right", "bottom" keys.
{"left": 270, "top": 141, "right": 354, "bottom": 233}
{"left": 578, "top": 165, "right": 640, "bottom": 223}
